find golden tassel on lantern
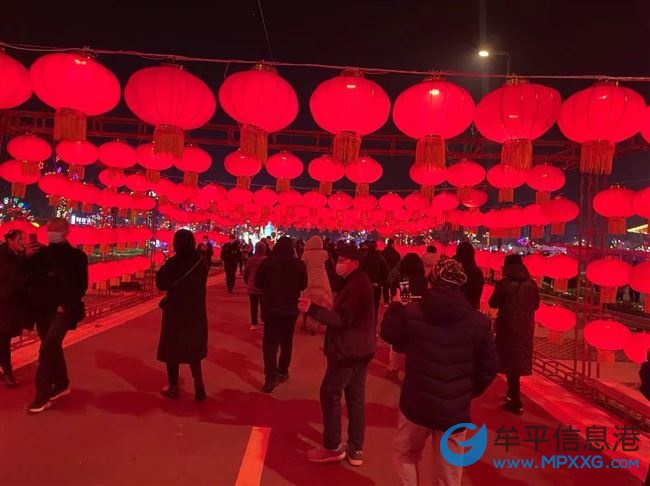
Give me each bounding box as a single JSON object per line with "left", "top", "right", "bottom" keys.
{"left": 11, "top": 183, "right": 26, "bottom": 199}
{"left": 548, "top": 331, "right": 564, "bottom": 345}
{"left": 456, "top": 186, "right": 471, "bottom": 201}
{"left": 553, "top": 278, "right": 568, "bottom": 292}
{"left": 184, "top": 172, "right": 199, "bottom": 187}
{"left": 118, "top": 208, "right": 129, "bottom": 218}
{"left": 551, "top": 222, "right": 565, "bottom": 235}
{"left": 420, "top": 185, "right": 434, "bottom": 200}
{"left": 319, "top": 181, "right": 333, "bottom": 195}
{"left": 117, "top": 242, "right": 126, "bottom": 252}
{"left": 69, "top": 165, "right": 86, "bottom": 180}
{"left": 355, "top": 183, "right": 369, "bottom": 197}
{"left": 580, "top": 140, "right": 615, "bottom": 175}
{"left": 21, "top": 160, "right": 40, "bottom": 177}
{"left": 599, "top": 287, "right": 617, "bottom": 304}
{"left": 597, "top": 349, "right": 616, "bottom": 364}
{"left": 145, "top": 169, "right": 160, "bottom": 184}
{"left": 535, "top": 191, "right": 551, "bottom": 205}
{"left": 498, "top": 187, "right": 514, "bottom": 203}
{"left": 241, "top": 125, "right": 268, "bottom": 163}
{"left": 607, "top": 216, "right": 627, "bottom": 235}
{"left": 501, "top": 138, "right": 533, "bottom": 171}
{"left": 276, "top": 178, "right": 291, "bottom": 193}
{"left": 333, "top": 131, "right": 361, "bottom": 166}
{"left": 154, "top": 124, "right": 184, "bottom": 160}
{"left": 415, "top": 134, "right": 445, "bottom": 169}
{"left": 236, "top": 176, "right": 251, "bottom": 190}
{"left": 48, "top": 195, "right": 61, "bottom": 207}
{"left": 54, "top": 108, "right": 87, "bottom": 142}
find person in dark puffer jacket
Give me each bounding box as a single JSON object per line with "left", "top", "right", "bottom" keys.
{"left": 381, "top": 257, "right": 497, "bottom": 486}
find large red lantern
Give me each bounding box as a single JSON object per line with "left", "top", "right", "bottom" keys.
{"left": 633, "top": 187, "right": 650, "bottom": 231}
{"left": 546, "top": 253, "right": 578, "bottom": 292}
{"left": 30, "top": 53, "right": 120, "bottom": 142}
{"left": 0, "top": 51, "right": 32, "bottom": 109}
{"left": 558, "top": 82, "right": 645, "bottom": 175}
{"left": 475, "top": 79, "right": 561, "bottom": 171}
{"left": 393, "top": 78, "right": 474, "bottom": 169}
{"left": 310, "top": 69, "right": 390, "bottom": 165}
{"left": 175, "top": 145, "right": 212, "bottom": 186}
{"left": 219, "top": 65, "right": 298, "bottom": 163}
{"left": 224, "top": 149, "right": 262, "bottom": 189}
{"left": 308, "top": 155, "right": 345, "bottom": 195}
{"left": 543, "top": 196, "right": 579, "bottom": 235}
{"left": 584, "top": 319, "right": 631, "bottom": 363}
{"left": 586, "top": 257, "right": 632, "bottom": 304}
{"left": 487, "top": 164, "right": 527, "bottom": 202}
{"left": 266, "top": 151, "right": 304, "bottom": 192}
{"left": 345, "top": 155, "right": 383, "bottom": 196}
{"left": 623, "top": 333, "right": 650, "bottom": 364}
{"left": 593, "top": 186, "right": 636, "bottom": 235}
{"left": 447, "top": 160, "right": 485, "bottom": 199}
{"left": 526, "top": 164, "right": 565, "bottom": 205}
{"left": 0, "top": 159, "right": 40, "bottom": 198}
{"left": 56, "top": 140, "right": 98, "bottom": 180}
{"left": 135, "top": 143, "right": 176, "bottom": 183}
{"left": 125, "top": 65, "right": 216, "bottom": 160}
{"left": 7, "top": 134, "right": 51, "bottom": 177}
{"left": 629, "top": 262, "right": 650, "bottom": 313}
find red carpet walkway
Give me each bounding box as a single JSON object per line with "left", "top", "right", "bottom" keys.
{"left": 0, "top": 275, "right": 645, "bottom": 485}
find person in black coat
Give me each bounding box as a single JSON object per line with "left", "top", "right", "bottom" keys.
{"left": 196, "top": 235, "right": 213, "bottom": 268}
{"left": 381, "top": 257, "right": 497, "bottom": 485}
{"left": 220, "top": 235, "right": 242, "bottom": 293}
{"left": 454, "top": 242, "right": 484, "bottom": 310}
{"left": 360, "top": 240, "right": 389, "bottom": 321}
{"left": 156, "top": 229, "right": 208, "bottom": 401}
{"left": 254, "top": 236, "right": 307, "bottom": 393}
{"left": 299, "top": 244, "right": 376, "bottom": 466}
{"left": 26, "top": 218, "right": 88, "bottom": 413}
{"left": 382, "top": 239, "right": 401, "bottom": 305}
{"left": 489, "top": 253, "right": 540, "bottom": 415}
{"left": 0, "top": 230, "right": 32, "bottom": 387}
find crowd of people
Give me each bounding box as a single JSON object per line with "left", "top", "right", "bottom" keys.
{"left": 1, "top": 222, "right": 551, "bottom": 484}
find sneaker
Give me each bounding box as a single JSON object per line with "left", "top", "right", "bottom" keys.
{"left": 278, "top": 373, "right": 289, "bottom": 383}
{"left": 261, "top": 381, "right": 279, "bottom": 393}
{"left": 501, "top": 402, "right": 523, "bottom": 415}
{"left": 346, "top": 449, "right": 364, "bottom": 467}
{"left": 307, "top": 444, "right": 346, "bottom": 463}
{"left": 160, "top": 386, "right": 180, "bottom": 399}
{"left": 250, "top": 324, "right": 258, "bottom": 330}
{"left": 50, "top": 385, "right": 70, "bottom": 401}
{"left": 28, "top": 398, "right": 52, "bottom": 414}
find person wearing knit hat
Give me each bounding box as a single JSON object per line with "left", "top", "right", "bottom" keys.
{"left": 381, "top": 253, "right": 497, "bottom": 485}
{"left": 489, "top": 252, "right": 540, "bottom": 415}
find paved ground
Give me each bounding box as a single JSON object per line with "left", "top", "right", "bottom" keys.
{"left": 0, "top": 275, "right": 645, "bottom": 485}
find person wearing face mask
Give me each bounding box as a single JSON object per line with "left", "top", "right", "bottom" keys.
{"left": 298, "top": 244, "right": 376, "bottom": 467}
{"left": 196, "top": 235, "right": 213, "bottom": 268}
{"left": 220, "top": 234, "right": 242, "bottom": 293}
{"left": 0, "top": 229, "right": 33, "bottom": 387}
{"left": 25, "top": 218, "right": 88, "bottom": 413}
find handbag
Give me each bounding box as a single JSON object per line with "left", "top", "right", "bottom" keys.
{"left": 159, "top": 256, "right": 203, "bottom": 309}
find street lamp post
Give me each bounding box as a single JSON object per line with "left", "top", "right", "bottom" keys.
{"left": 477, "top": 49, "right": 511, "bottom": 75}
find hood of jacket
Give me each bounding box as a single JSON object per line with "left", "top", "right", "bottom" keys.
{"left": 305, "top": 235, "right": 324, "bottom": 251}
{"left": 419, "top": 285, "right": 475, "bottom": 324}
{"left": 255, "top": 241, "right": 267, "bottom": 255}
{"left": 502, "top": 262, "right": 531, "bottom": 281}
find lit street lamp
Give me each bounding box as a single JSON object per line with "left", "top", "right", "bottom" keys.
{"left": 477, "top": 49, "right": 511, "bottom": 74}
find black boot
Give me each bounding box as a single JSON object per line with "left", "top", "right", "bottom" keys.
{"left": 194, "top": 379, "right": 206, "bottom": 402}
{"left": 160, "top": 385, "right": 179, "bottom": 399}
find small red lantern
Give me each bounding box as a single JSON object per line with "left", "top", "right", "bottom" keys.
{"left": 409, "top": 164, "right": 447, "bottom": 199}
{"left": 125, "top": 173, "right": 150, "bottom": 195}
{"left": 219, "top": 65, "right": 298, "bottom": 163}
{"left": 623, "top": 333, "right": 650, "bottom": 364}
{"left": 487, "top": 164, "right": 527, "bottom": 202}
{"left": 629, "top": 262, "right": 650, "bottom": 313}
{"left": 308, "top": 155, "right": 345, "bottom": 195}
{"left": 175, "top": 145, "right": 212, "bottom": 186}
{"left": 0, "top": 51, "right": 32, "bottom": 109}
{"left": 224, "top": 149, "right": 262, "bottom": 189}
{"left": 253, "top": 188, "right": 279, "bottom": 221}
{"left": 526, "top": 164, "right": 565, "bottom": 205}
{"left": 523, "top": 252, "right": 546, "bottom": 285}
{"left": 30, "top": 52, "right": 120, "bottom": 142}
{"left": 98, "top": 140, "right": 136, "bottom": 181}
{"left": 0, "top": 159, "right": 40, "bottom": 198}
{"left": 266, "top": 151, "right": 304, "bottom": 192}
{"left": 345, "top": 155, "right": 383, "bottom": 196}
{"left": 558, "top": 82, "right": 645, "bottom": 175}
{"left": 7, "top": 134, "right": 51, "bottom": 177}
{"left": 125, "top": 65, "right": 216, "bottom": 160}
{"left": 461, "top": 189, "right": 488, "bottom": 210}
{"left": 593, "top": 186, "right": 636, "bottom": 235}
{"left": 543, "top": 196, "right": 579, "bottom": 235}
{"left": 98, "top": 168, "right": 126, "bottom": 189}
{"left": 535, "top": 303, "right": 576, "bottom": 343}
{"left": 584, "top": 319, "right": 631, "bottom": 363}
{"left": 546, "top": 253, "right": 578, "bottom": 292}
{"left": 633, "top": 187, "right": 650, "bottom": 231}
{"left": 432, "top": 191, "right": 460, "bottom": 214}
{"left": 38, "top": 173, "right": 72, "bottom": 206}
{"left": 447, "top": 160, "right": 485, "bottom": 199}
{"left": 310, "top": 69, "right": 390, "bottom": 165}
{"left": 56, "top": 140, "right": 98, "bottom": 180}
{"left": 378, "top": 192, "right": 403, "bottom": 221}
{"left": 393, "top": 78, "right": 474, "bottom": 169}
{"left": 475, "top": 79, "right": 561, "bottom": 170}
{"left": 135, "top": 143, "right": 176, "bottom": 183}
{"left": 586, "top": 257, "right": 632, "bottom": 304}
{"left": 523, "top": 204, "right": 552, "bottom": 239}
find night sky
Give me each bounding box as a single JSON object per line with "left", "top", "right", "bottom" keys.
{"left": 1, "top": 0, "right": 649, "bottom": 226}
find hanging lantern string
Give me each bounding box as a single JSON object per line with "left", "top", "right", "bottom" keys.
{"left": 2, "top": 41, "right": 649, "bottom": 83}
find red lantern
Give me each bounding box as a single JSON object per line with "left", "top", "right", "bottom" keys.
{"left": 98, "top": 168, "right": 126, "bottom": 189}
{"left": 487, "top": 164, "right": 527, "bottom": 202}
{"left": 623, "top": 333, "right": 650, "bottom": 364}
{"left": 586, "top": 257, "right": 632, "bottom": 304}
{"left": 545, "top": 254, "right": 578, "bottom": 292}
{"left": 447, "top": 160, "right": 485, "bottom": 199}
{"left": 536, "top": 304, "right": 576, "bottom": 332}
{"left": 461, "top": 189, "right": 488, "bottom": 210}
{"left": 475, "top": 79, "right": 561, "bottom": 170}
{"left": 432, "top": 192, "right": 460, "bottom": 215}
{"left": 308, "top": 155, "right": 345, "bottom": 195}
{"left": 0, "top": 51, "right": 31, "bottom": 109}
{"left": 641, "top": 107, "right": 650, "bottom": 143}
{"left": 38, "top": 173, "right": 72, "bottom": 206}
{"left": 409, "top": 164, "right": 447, "bottom": 199}
{"left": 593, "top": 186, "right": 636, "bottom": 235}
{"left": 253, "top": 188, "right": 279, "bottom": 221}
{"left": 345, "top": 155, "right": 383, "bottom": 196}
{"left": 56, "top": 140, "right": 98, "bottom": 180}
{"left": 266, "top": 152, "right": 304, "bottom": 192}
{"left": 224, "top": 149, "right": 262, "bottom": 189}
{"left": 310, "top": 69, "right": 390, "bottom": 165}
{"left": 633, "top": 187, "right": 650, "bottom": 231}
{"left": 584, "top": 319, "right": 631, "bottom": 363}
{"left": 125, "top": 65, "right": 216, "bottom": 159}
{"left": 558, "top": 82, "right": 645, "bottom": 175}
{"left": 378, "top": 192, "right": 403, "bottom": 222}
{"left": 98, "top": 140, "right": 136, "bottom": 183}
{"left": 125, "top": 173, "right": 150, "bottom": 195}
{"left": 393, "top": 78, "right": 474, "bottom": 169}
{"left": 526, "top": 164, "right": 565, "bottom": 205}
{"left": 7, "top": 134, "right": 51, "bottom": 177}
{"left": 543, "top": 196, "right": 579, "bottom": 235}
{"left": 30, "top": 53, "right": 120, "bottom": 142}
{"left": 219, "top": 64, "right": 298, "bottom": 162}
{"left": 0, "top": 159, "right": 40, "bottom": 198}
{"left": 630, "top": 262, "right": 650, "bottom": 313}
{"left": 135, "top": 143, "right": 176, "bottom": 183}
{"left": 522, "top": 204, "right": 552, "bottom": 239}
{"left": 175, "top": 145, "right": 212, "bottom": 186}
{"left": 523, "top": 253, "right": 546, "bottom": 285}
